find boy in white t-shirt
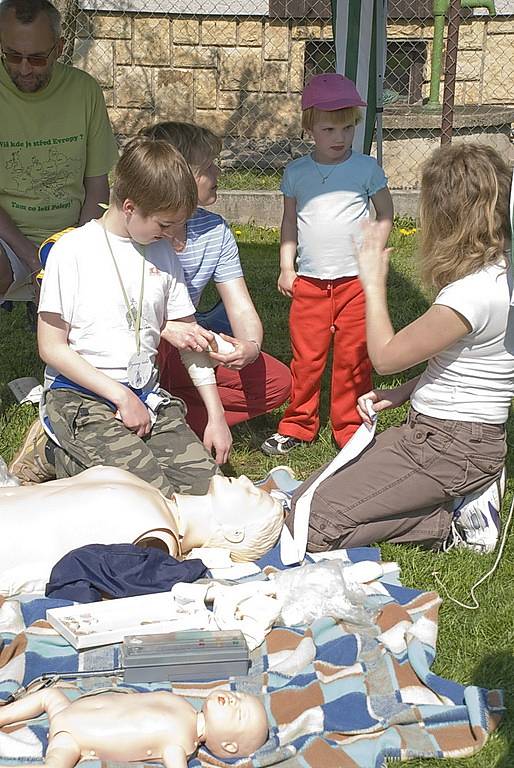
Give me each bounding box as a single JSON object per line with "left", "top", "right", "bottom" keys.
{"left": 262, "top": 73, "right": 393, "bottom": 455}
{"left": 37, "top": 137, "right": 231, "bottom": 496}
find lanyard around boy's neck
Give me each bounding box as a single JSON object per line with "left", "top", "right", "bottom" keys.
{"left": 102, "top": 220, "right": 145, "bottom": 355}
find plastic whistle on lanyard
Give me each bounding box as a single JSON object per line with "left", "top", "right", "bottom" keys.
{"left": 279, "top": 399, "right": 378, "bottom": 566}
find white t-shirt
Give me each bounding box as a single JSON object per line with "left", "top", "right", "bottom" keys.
{"left": 39, "top": 219, "right": 195, "bottom": 385}
{"left": 281, "top": 150, "right": 387, "bottom": 279}
{"left": 411, "top": 262, "right": 514, "bottom": 424}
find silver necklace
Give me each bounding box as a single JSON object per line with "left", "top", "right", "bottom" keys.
{"left": 311, "top": 155, "right": 339, "bottom": 184}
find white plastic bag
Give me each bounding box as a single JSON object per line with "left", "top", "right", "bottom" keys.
{"left": 0, "top": 456, "right": 20, "bottom": 487}
{"left": 272, "top": 560, "right": 374, "bottom": 627}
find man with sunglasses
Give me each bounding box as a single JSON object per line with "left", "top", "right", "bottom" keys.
{"left": 0, "top": 0, "right": 118, "bottom": 307}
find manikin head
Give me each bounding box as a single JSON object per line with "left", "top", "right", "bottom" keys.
{"left": 195, "top": 475, "right": 285, "bottom": 561}
{"left": 200, "top": 690, "right": 268, "bottom": 757}
{"left": 0, "top": 0, "right": 63, "bottom": 93}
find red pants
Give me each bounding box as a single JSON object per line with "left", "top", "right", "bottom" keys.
{"left": 158, "top": 342, "right": 291, "bottom": 438}
{"left": 279, "top": 275, "right": 372, "bottom": 448}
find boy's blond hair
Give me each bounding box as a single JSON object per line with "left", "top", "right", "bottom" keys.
{"left": 419, "top": 143, "right": 511, "bottom": 292}
{"left": 111, "top": 137, "right": 198, "bottom": 218}
{"left": 139, "top": 122, "right": 222, "bottom": 173}
{"left": 302, "top": 106, "right": 362, "bottom": 132}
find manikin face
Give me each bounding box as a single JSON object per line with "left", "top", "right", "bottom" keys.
{"left": 202, "top": 690, "right": 268, "bottom": 756}
{"left": 208, "top": 474, "right": 280, "bottom": 522}
{"left": 194, "top": 158, "right": 220, "bottom": 206}
{"left": 0, "top": 10, "right": 63, "bottom": 93}
{"left": 202, "top": 474, "right": 285, "bottom": 560}
{"left": 310, "top": 119, "right": 355, "bottom": 164}
{"left": 121, "top": 201, "right": 190, "bottom": 245}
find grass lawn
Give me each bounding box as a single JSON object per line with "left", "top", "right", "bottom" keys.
{"left": 1, "top": 220, "right": 513, "bottom": 767}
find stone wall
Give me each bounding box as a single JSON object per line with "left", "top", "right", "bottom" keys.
{"left": 74, "top": 13, "right": 332, "bottom": 136}
{"left": 72, "top": 12, "right": 514, "bottom": 188}
{"left": 73, "top": 12, "right": 514, "bottom": 139}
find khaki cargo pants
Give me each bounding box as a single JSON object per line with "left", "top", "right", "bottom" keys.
{"left": 45, "top": 389, "right": 219, "bottom": 497}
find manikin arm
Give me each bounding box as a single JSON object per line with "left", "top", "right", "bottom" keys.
{"left": 0, "top": 688, "right": 80, "bottom": 768}
{"left": 162, "top": 743, "right": 188, "bottom": 768}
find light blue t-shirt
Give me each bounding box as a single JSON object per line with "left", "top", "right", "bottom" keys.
{"left": 172, "top": 208, "right": 243, "bottom": 307}
{"left": 281, "top": 150, "right": 387, "bottom": 279}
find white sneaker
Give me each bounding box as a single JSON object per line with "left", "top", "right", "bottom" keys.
{"left": 450, "top": 468, "right": 505, "bottom": 554}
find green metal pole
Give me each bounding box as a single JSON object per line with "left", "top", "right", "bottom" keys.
{"left": 461, "top": 0, "right": 495, "bottom": 14}
{"left": 428, "top": 0, "right": 449, "bottom": 107}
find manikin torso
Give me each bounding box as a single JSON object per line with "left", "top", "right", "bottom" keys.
{"left": 0, "top": 466, "right": 284, "bottom": 595}
{"left": 0, "top": 688, "right": 268, "bottom": 765}
{"left": 50, "top": 692, "right": 199, "bottom": 762}
{"left": 0, "top": 466, "right": 179, "bottom": 595}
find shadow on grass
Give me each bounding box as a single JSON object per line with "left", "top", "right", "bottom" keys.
{"left": 473, "top": 651, "right": 514, "bottom": 767}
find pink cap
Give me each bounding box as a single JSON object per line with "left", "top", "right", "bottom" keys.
{"left": 301, "top": 73, "right": 367, "bottom": 111}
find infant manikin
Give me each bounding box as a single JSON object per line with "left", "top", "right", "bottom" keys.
{"left": 0, "top": 688, "right": 268, "bottom": 767}
{"left": 0, "top": 466, "right": 285, "bottom": 595}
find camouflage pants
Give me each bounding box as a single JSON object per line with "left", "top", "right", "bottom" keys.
{"left": 45, "top": 389, "right": 219, "bottom": 496}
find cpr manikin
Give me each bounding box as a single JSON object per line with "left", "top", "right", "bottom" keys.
{"left": 0, "top": 688, "right": 268, "bottom": 767}
{"left": 0, "top": 466, "right": 285, "bottom": 596}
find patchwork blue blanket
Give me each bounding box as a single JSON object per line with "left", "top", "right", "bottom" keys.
{"left": 0, "top": 545, "right": 503, "bottom": 768}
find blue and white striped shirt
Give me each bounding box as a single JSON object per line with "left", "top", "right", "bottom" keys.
{"left": 174, "top": 208, "right": 243, "bottom": 308}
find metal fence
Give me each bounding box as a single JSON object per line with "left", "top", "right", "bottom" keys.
{"left": 61, "top": 0, "right": 514, "bottom": 190}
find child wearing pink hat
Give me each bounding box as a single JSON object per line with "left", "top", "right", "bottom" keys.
{"left": 262, "top": 73, "right": 393, "bottom": 456}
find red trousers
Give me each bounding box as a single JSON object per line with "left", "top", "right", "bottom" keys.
{"left": 158, "top": 342, "right": 291, "bottom": 438}
{"left": 279, "top": 275, "right": 372, "bottom": 448}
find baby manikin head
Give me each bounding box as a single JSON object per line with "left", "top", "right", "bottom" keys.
{"left": 201, "top": 690, "right": 268, "bottom": 757}
{"left": 203, "top": 475, "right": 285, "bottom": 562}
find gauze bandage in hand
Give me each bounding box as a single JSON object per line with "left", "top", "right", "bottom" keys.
{"left": 179, "top": 333, "right": 236, "bottom": 386}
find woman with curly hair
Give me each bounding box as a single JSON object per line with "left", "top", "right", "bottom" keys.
{"left": 292, "top": 143, "right": 513, "bottom": 555}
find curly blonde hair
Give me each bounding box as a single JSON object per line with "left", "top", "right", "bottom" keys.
{"left": 419, "top": 143, "right": 511, "bottom": 292}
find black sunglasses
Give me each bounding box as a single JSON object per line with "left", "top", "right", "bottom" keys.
{"left": 1, "top": 41, "right": 58, "bottom": 67}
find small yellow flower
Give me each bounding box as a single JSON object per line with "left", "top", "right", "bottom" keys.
{"left": 399, "top": 227, "right": 417, "bottom": 236}
{"left": 234, "top": 229, "right": 242, "bottom": 236}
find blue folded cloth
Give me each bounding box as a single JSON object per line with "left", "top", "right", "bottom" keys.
{"left": 45, "top": 542, "right": 207, "bottom": 602}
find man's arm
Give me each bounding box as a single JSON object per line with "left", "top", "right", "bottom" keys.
{"left": 0, "top": 204, "right": 39, "bottom": 273}
{"left": 209, "top": 277, "right": 263, "bottom": 370}
{"left": 79, "top": 175, "right": 110, "bottom": 226}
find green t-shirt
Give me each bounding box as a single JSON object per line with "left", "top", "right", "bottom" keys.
{"left": 0, "top": 61, "right": 118, "bottom": 244}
